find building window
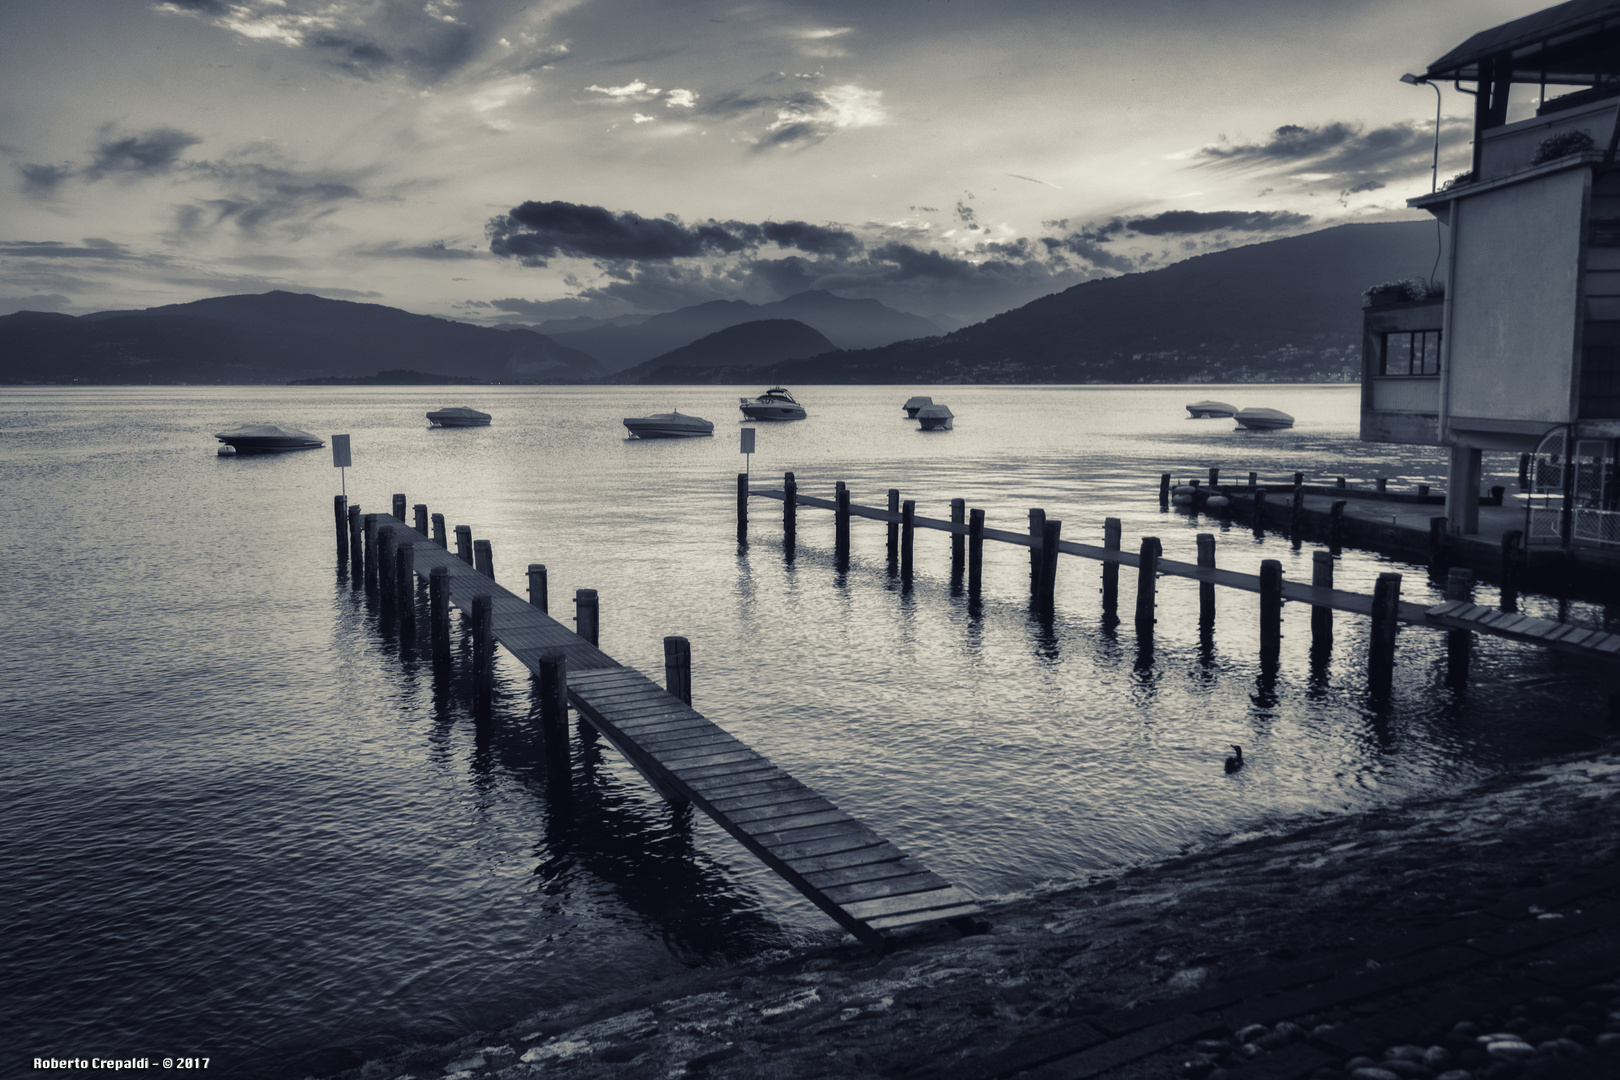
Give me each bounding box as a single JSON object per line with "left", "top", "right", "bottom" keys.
{"left": 1380, "top": 330, "right": 1442, "bottom": 375}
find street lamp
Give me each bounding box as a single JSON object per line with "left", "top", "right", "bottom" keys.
{"left": 1402, "top": 73, "right": 1442, "bottom": 193}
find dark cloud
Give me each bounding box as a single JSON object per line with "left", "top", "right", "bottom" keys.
{"left": 17, "top": 162, "right": 73, "bottom": 195}
{"left": 309, "top": 32, "right": 394, "bottom": 76}
{"left": 1118, "top": 209, "right": 1310, "bottom": 236}
{"left": 84, "top": 127, "right": 201, "bottom": 180}
{"left": 1041, "top": 234, "right": 1136, "bottom": 272}
{"left": 353, "top": 240, "right": 483, "bottom": 260}
{"left": 1193, "top": 120, "right": 1464, "bottom": 188}
{"left": 173, "top": 161, "right": 363, "bottom": 237}
{"left": 0, "top": 239, "right": 136, "bottom": 260}
{"left": 755, "top": 221, "right": 861, "bottom": 258}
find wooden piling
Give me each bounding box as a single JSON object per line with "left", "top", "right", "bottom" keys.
{"left": 1208, "top": 467, "right": 1219, "bottom": 488}
{"left": 950, "top": 498, "right": 965, "bottom": 581}
{"left": 1447, "top": 567, "right": 1475, "bottom": 684}
{"left": 1196, "top": 532, "right": 1216, "bottom": 627}
{"left": 378, "top": 528, "right": 397, "bottom": 615}
{"left": 413, "top": 504, "right": 428, "bottom": 536}
{"left": 1102, "top": 517, "right": 1122, "bottom": 626}
{"left": 537, "top": 649, "right": 570, "bottom": 772}
{"left": 784, "top": 472, "right": 797, "bottom": 553}
{"left": 1135, "top": 536, "right": 1160, "bottom": 633}
{"left": 396, "top": 542, "right": 415, "bottom": 635}
{"left": 1376, "top": 477, "right": 1388, "bottom": 493}
{"left": 431, "top": 513, "right": 447, "bottom": 549}
{"left": 1418, "top": 484, "right": 1430, "bottom": 498}
{"left": 575, "top": 588, "right": 599, "bottom": 647}
{"left": 1500, "top": 529, "right": 1524, "bottom": 611}
{"left": 472, "top": 594, "right": 494, "bottom": 709}
{"left": 664, "top": 635, "right": 692, "bottom": 706}
{"left": 1336, "top": 476, "right": 1346, "bottom": 490}
{"left": 1259, "top": 559, "right": 1283, "bottom": 665}
{"left": 737, "top": 473, "right": 749, "bottom": 545}
{"left": 474, "top": 538, "right": 493, "bottom": 580}
{"left": 1248, "top": 471, "right": 1258, "bottom": 488}
{"left": 455, "top": 525, "right": 473, "bottom": 565}
{"left": 1037, "top": 519, "right": 1061, "bottom": 614}
{"left": 1329, "top": 500, "right": 1346, "bottom": 553}
{"left": 887, "top": 489, "right": 900, "bottom": 563}
{"left": 901, "top": 499, "right": 916, "bottom": 582}
{"left": 835, "top": 482, "right": 850, "bottom": 565}
{"left": 527, "top": 563, "right": 548, "bottom": 612}
{"left": 1311, "top": 549, "right": 1333, "bottom": 648}
{"left": 1252, "top": 488, "right": 1268, "bottom": 537}
{"left": 393, "top": 493, "right": 407, "bottom": 520}
{"left": 363, "top": 514, "right": 379, "bottom": 591}
{"left": 1159, "top": 472, "right": 1171, "bottom": 507}
{"left": 335, "top": 495, "right": 349, "bottom": 560}
{"left": 1518, "top": 453, "right": 1531, "bottom": 492}
{"left": 348, "top": 504, "right": 363, "bottom": 584}
{"left": 1290, "top": 478, "right": 1304, "bottom": 548}
{"left": 1293, "top": 471, "right": 1304, "bottom": 488}
{"left": 1368, "top": 572, "right": 1401, "bottom": 699}
{"left": 429, "top": 566, "right": 450, "bottom": 663}
{"left": 968, "top": 508, "right": 985, "bottom": 598}
{"left": 1428, "top": 516, "right": 1449, "bottom": 574}
{"left": 1028, "top": 508, "right": 1046, "bottom": 597}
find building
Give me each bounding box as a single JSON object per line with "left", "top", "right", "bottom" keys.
{"left": 1362, "top": 0, "right": 1620, "bottom": 551}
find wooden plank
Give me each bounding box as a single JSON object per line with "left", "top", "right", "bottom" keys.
{"left": 1563, "top": 628, "right": 1598, "bottom": 647}
{"left": 602, "top": 710, "right": 710, "bottom": 733}
{"left": 710, "top": 788, "right": 832, "bottom": 812}
{"left": 1496, "top": 615, "right": 1535, "bottom": 635}
{"left": 685, "top": 774, "right": 803, "bottom": 799}
{"left": 1516, "top": 618, "right": 1558, "bottom": 639}
{"left": 782, "top": 843, "right": 907, "bottom": 873}
{"left": 822, "top": 871, "right": 954, "bottom": 905}
{"left": 768, "top": 832, "right": 891, "bottom": 861}
{"left": 1426, "top": 600, "right": 1468, "bottom": 618}
{"left": 749, "top": 820, "right": 867, "bottom": 849}
{"left": 842, "top": 886, "right": 977, "bottom": 921}
{"left": 1595, "top": 634, "right": 1620, "bottom": 654}
{"left": 866, "top": 901, "right": 983, "bottom": 932}
{"left": 674, "top": 760, "right": 784, "bottom": 782}
{"left": 722, "top": 798, "right": 836, "bottom": 824}
{"left": 667, "top": 748, "right": 767, "bottom": 771}
{"left": 738, "top": 808, "right": 853, "bottom": 835}
{"left": 634, "top": 731, "right": 741, "bottom": 753}
{"left": 804, "top": 860, "right": 937, "bottom": 890}
{"left": 1545, "top": 623, "right": 1580, "bottom": 642}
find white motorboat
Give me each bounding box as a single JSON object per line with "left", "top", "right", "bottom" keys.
{"left": 1186, "top": 400, "right": 1238, "bottom": 418}
{"left": 915, "top": 404, "right": 954, "bottom": 431}
{"left": 213, "top": 424, "right": 324, "bottom": 454}
{"left": 623, "top": 411, "right": 715, "bottom": 439}
{"left": 427, "top": 406, "right": 492, "bottom": 427}
{"left": 738, "top": 387, "right": 806, "bottom": 421}
{"left": 1234, "top": 407, "right": 1295, "bottom": 430}
{"left": 903, "top": 395, "right": 933, "bottom": 417}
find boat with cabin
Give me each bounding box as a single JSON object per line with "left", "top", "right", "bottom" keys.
{"left": 903, "top": 395, "right": 933, "bottom": 417}
{"left": 1234, "top": 407, "right": 1295, "bottom": 430}
{"left": 1186, "top": 400, "right": 1238, "bottom": 418}
{"left": 738, "top": 387, "right": 806, "bottom": 421}
{"left": 426, "top": 406, "right": 492, "bottom": 427}
{"left": 622, "top": 411, "right": 715, "bottom": 438}
{"left": 915, "top": 404, "right": 954, "bottom": 431}
{"left": 213, "top": 424, "right": 325, "bottom": 454}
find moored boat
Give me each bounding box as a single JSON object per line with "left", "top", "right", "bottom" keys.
{"left": 915, "top": 404, "right": 954, "bottom": 431}
{"left": 1234, "top": 407, "right": 1295, "bottom": 430}
{"left": 427, "top": 406, "right": 492, "bottom": 427}
{"left": 738, "top": 387, "right": 806, "bottom": 421}
{"left": 1186, "top": 400, "right": 1238, "bottom": 418}
{"left": 903, "top": 395, "right": 933, "bottom": 417}
{"left": 622, "top": 411, "right": 715, "bottom": 438}
{"left": 213, "top": 424, "right": 324, "bottom": 453}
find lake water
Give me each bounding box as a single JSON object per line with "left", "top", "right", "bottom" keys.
{"left": 3, "top": 383, "right": 1614, "bottom": 1079}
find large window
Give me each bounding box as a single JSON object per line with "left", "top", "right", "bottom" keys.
{"left": 1381, "top": 330, "right": 1442, "bottom": 376}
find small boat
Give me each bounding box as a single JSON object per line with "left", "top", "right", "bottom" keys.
{"left": 213, "top": 424, "right": 324, "bottom": 453}
{"left": 915, "top": 404, "right": 954, "bottom": 431}
{"left": 623, "top": 411, "right": 715, "bottom": 439}
{"left": 903, "top": 395, "right": 933, "bottom": 417}
{"left": 738, "top": 387, "right": 806, "bottom": 421}
{"left": 427, "top": 406, "right": 492, "bottom": 427}
{"left": 1234, "top": 407, "right": 1295, "bottom": 431}
{"left": 1186, "top": 400, "right": 1238, "bottom": 419}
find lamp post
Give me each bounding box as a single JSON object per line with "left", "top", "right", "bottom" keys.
{"left": 1402, "top": 73, "right": 1443, "bottom": 192}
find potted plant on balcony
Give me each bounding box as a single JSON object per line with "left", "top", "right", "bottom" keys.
{"left": 1531, "top": 129, "right": 1596, "bottom": 165}
{"left": 1361, "top": 277, "right": 1443, "bottom": 309}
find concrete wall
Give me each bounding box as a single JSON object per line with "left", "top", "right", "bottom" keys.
{"left": 1480, "top": 99, "right": 1618, "bottom": 180}
{"left": 1448, "top": 168, "right": 1586, "bottom": 428}
{"left": 1361, "top": 299, "right": 1443, "bottom": 445}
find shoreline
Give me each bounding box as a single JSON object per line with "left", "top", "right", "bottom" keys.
{"left": 319, "top": 744, "right": 1620, "bottom": 1080}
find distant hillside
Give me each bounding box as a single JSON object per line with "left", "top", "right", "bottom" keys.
{"left": 0, "top": 291, "right": 599, "bottom": 384}
{"left": 749, "top": 221, "right": 1443, "bottom": 384}
{"left": 614, "top": 319, "right": 838, "bottom": 383}
{"left": 542, "top": 289, "right": 939, "bottom": 372}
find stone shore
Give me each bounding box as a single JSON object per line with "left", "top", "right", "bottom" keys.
{"left": 321, "top": 748, "right": 1620, "bottom": 1080}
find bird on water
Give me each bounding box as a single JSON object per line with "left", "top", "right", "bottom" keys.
{"left": 1225, "top": 745, "right": 1244, "bottom": 773}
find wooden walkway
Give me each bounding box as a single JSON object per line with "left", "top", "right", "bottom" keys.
{"left": 378, "top": 514, "right": 982, "bottom": 950}
{"left": 751, "top": 488, "right": 1620, "bottom": 663}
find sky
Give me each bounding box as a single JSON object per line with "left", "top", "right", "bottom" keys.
{"left": 0, "top": 0, "right": 1565, "bottom": 329}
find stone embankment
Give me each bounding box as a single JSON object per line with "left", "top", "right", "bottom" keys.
{"left": 325, "top": 750, "right": 1620, "bottom": 1080}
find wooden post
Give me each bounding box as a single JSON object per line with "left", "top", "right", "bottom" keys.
{"left": 1518, "top": 453, "right": 1531, "bottom": 492}
{"left": 950, "top": 498, "right": 966, "bottom": 582}
{"left": 1368, "top": 572, "right": 1401, "bottom": 700}
{"left": 575, "top": 588, "right": 599, "bottom": 647}
{"left": 1311, "top": 549, "right": 1333, "bottom": 651}
{"left": 783, "top": 472, "right": 797, "bottom": 554}
{"left": 835, "top": 482, "right": 850, "bottom": 565}
{"left": 1028, "top": 508, "right": 1046, "bottom": 599}
{"left": 413, "top": 504, "right": 428, "bottom": 537}
{"left": 1428, "top": 516, "right": 1449, "bottom": 574}
{"left": 528, "top": 564, "right": 548, "bottom": 612}
{"left": 1102, "top": 517, "right": 1122, "bottom": 626}
{"left": 538, "top": 649, "right": 570, "bottom": 773}
{"left": 348, "top": 504, "right": 363, "bottom": 585}
{"left": 1500, "top": 529, "right": 1523, "bottom": 611}
{"left": 396, "top": 542, "right": 415, "bottom": 636}
{"left": 968, "top": 508, "right": 985, "bottom": 599}
{"left": 664, "top": 635, "right": 692, "bottom": 706}
{"left": 887, "top": 489, "right": 900, "bottom": 564}
{"left": 1037, "top": 519, "right": 1061, "bottom": 614}
{"left": 378, "top": 528, "right": 397, "bottom": 616}
{"left": 1196, "top": 532, "right": 1216, "bottom": 627}
{"left": 1248, "top": 470, "right": 1258, "bottom": 488}
{"left": 1252, "top": 488, "right": 1268, "bottom": 537}
{"left": 474, "top": 538, "right": 493, "bottom": 579}
{"left": 736, "top": 472, "right": 749, "bottom": 545}
{"left": 1259, "top": 559, "right": 1283, "bottom": 665}
{"left": 1447, "top": 567, "right": 1474, "bottom": 685}
{"left": 1376, "top": 477, "right": 1388, "bottom": 493}
{"left": 335, "top": 495, "right": 349, "bottom": 561}
{"left": 455, "top": 525, "right": 473, "bottom": 564}
{"left": 1290, "top": 478, "right": 1304, "bottom": 548}
{"left": 1135, "top": 536, "right": 1160, "bottom": 634}
{"left": 472, "top": 594, "right": 494, "bottom": 711}
{"left": 1329, "top": 500, "right": 1346, "bottom": 553}
{"left": 363, "top": 514, "right": 379, "bottom": 591}
{"left": 1159, "top": 472, "right": 1171, "bottom": 507}
{"left": 1293, "top": 470, "right": 1305, "bottom": 489}
{"left": 901, "top": 499, "right": 916, "bottom": 583}
{"left": 393, "top": 493, "right": 407, "bottom": 521}
{"left": 1418, "top": 484, "right": 1430, "bottom": 498}
{"left": 1336, "top": 476, "right": 1346, "bottom": 490}
{"left": 429, "top": 566, "right": 450, "bottom": 664}
{"left": 432, "top": 513, "right": 447, "bottom": 549}
{"left": 1208, "top": 466, "right": 1219, "bottom": 488}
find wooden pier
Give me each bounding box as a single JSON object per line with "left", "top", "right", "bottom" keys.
{"left": 338, "top": 497, "right": 982, "bottom": 951}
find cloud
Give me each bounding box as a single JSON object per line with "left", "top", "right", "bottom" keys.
{"left": 1115, "top": 209, "right": 1310, "bottom": 236}
{"left": 84, "top": 127, "right": 202, "bottom": 180}
{"left": 0, "top": 238, "right": 138, "bottom": 260}
{"left": 1192, "top": 120, "right": 1463, "bottom": 191}
{"left": 587, "top": 79, "right": 661, "bottom": 100}
{"left": 351, "top": 240, "right": 482, "bottom": 260}
{"left": 759, "top": 84, "right": 885, "bottom": 150}
{"left": 17, "top": 162, "right": 74, "bottom": 195}
{"left": 665, "top": 89, "right": 698, "bottom": 108}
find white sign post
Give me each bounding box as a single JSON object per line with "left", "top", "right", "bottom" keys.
{"left": 740, "top": 427, "right": 755, "bottom": 476}
{"left": 332, "top": 434, "right": 352, "bottom": 498}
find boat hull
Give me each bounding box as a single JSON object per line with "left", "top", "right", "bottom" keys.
{"left": 217, "top": 438, "right": 324, "bottom": 453}
{"left": 739, "top": 404, "right": 806, "bottom": 421}
{"left": 623, "top": 421, "right": 713, "bottom": 438}
{"left": 428, "top": 417, "right": 491, "bottom": 427}
{"left": 1234, "top": 408, "right": 1295, "bottom": 430}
